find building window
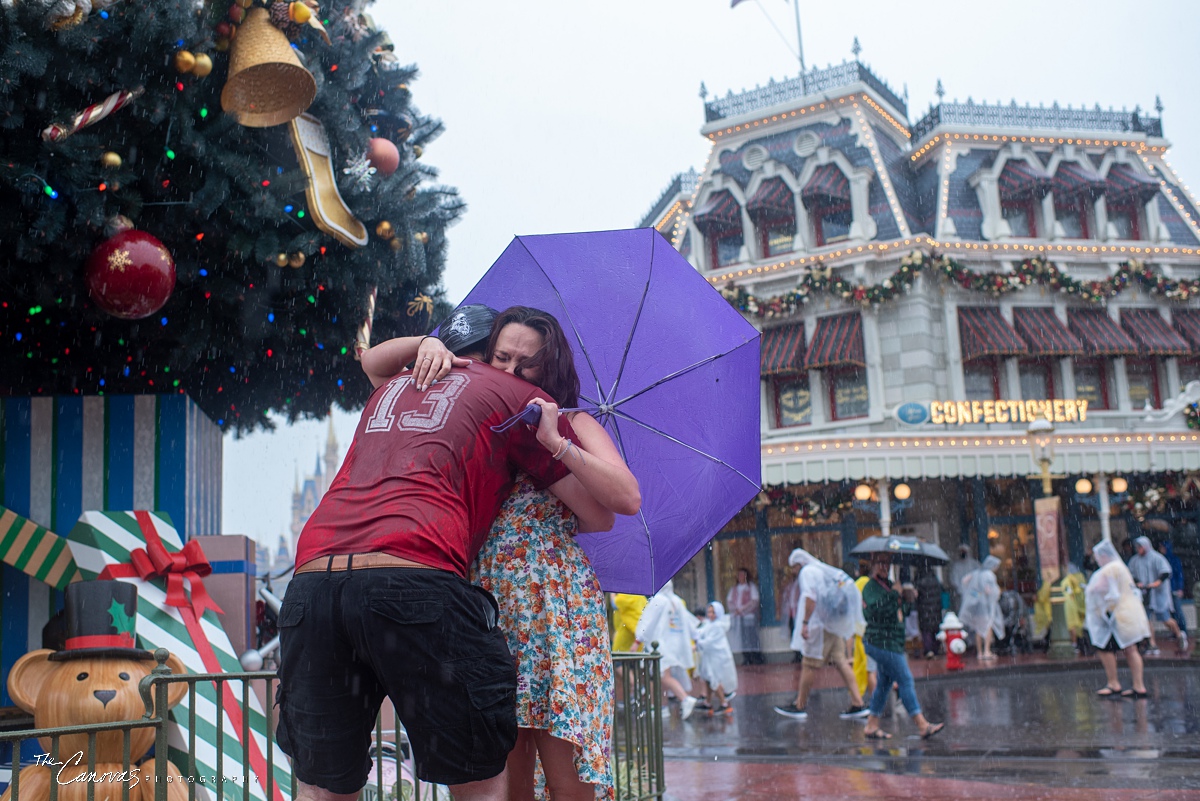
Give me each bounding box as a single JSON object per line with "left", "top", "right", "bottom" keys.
{"left": 812, "top": 204, "right": 851, "bottom": 246}
{"left": 710, "top": 231, "right": 743, "bottom": 268}
{"left": 1125, "top": 358, "right": 1160, "bottom": 409}
{"left": 774, "top": 376, "right": 812, "bottom": 428}
{"left": 1018, "top": 360, "right": 1055, "bottom": 400}
{"left": 1055, "top": 195, "right": 1090, "bottom": 239}
{"left": 828, "top": 367, "right": 868, "bottom": 420}
{"left": 1002, "top": 198, "right": 1037, "bottom": 238}
{"left": 1180, "top": 358, "right": 1200, "bottom": 388}
{"left": 1073, "top": 359, "right": 1110, "bottom": 410}
{"left": 760, "top": 218, "right": 796, "bottom": 257}
{"left": 964, "top": 359, "right": 1000, "bottom": 401}
{"left": 1107, "top": 201, "right": 1141, "bottom": 240}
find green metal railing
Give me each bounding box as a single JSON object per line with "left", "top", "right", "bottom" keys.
{"left": 2, "top": 647, "right": 665, "bottom": 801}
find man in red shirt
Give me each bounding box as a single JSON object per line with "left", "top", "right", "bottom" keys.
{"left": 277, "top": 320, "right": 577, "bottom": 801}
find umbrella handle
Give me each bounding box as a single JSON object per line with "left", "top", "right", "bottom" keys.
{"left": 489, "top": 404, "right": 592, "bottom": 433}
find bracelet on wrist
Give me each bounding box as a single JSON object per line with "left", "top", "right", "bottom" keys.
{"left": 551, "top": 437, "right": 572, "bottom": 461}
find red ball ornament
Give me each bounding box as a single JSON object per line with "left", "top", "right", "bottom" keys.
{"left": 86, "top": 230, "right": 176, "bottom": 319}
{"left": 367, "top": 137, "right": 400, "bottom": 176}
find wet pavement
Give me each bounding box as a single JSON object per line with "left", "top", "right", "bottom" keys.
{"left": 658, "top": 657, "right": 1199, "bottom": 798}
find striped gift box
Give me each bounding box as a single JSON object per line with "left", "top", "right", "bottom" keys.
{"left": 0, "top": 505, "right": 83, "bottom": 590}
{"left": 68, "top": 511, "right": 290, "bottom": 801}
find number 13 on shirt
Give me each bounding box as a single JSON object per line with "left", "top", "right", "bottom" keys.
{"left": 365, "top": 373, "right": 470, "bottom": 434}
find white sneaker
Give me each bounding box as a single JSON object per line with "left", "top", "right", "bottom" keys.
{"left": 1179, "top": 634, "right": 1189, "bottom": 653}
{"left": 680, "top": 696, "right": 697, "bottom": 721}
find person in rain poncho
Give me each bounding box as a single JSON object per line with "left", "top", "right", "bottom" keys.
{"left": 773, "top": 549, "right": 869, "bottom": 720}
{"left": 1086, "top": 541, "right": 1149, "bottom": 697}
{"left": 780, "top": 565, "right": 803, "bottom": 662}
{"left": 1158, "top": 541, "right": 1189, "bottom": 652}
{"left": 694, "top": 602, "right": 738, "bottom": 713}
{"left": 958, "top": 556, "right": 1004, "bottom": 660}
{"left": 1128, "top": 536, "right": 1186, "bottom": 655}
{"left": 611, "top": 593, "right": 648, "bottom": 652}
{"left": 1034, "top": 564, "right": 1086, "bottom": 651}
{"left": 635, "top": 580, "right": 701, "bottom": 720}
{"left": 948, "top": 544, "right": 981, "bottom": 603}
{"left": 726, "top": 567, "right": 763, "bottom": 664}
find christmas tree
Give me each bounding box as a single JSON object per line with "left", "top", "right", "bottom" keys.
{"left": 0, "top": 0, "right": 461, "bottom": 432}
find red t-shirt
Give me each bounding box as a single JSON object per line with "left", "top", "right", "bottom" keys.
{"left": 295, "top": 362, "right": 574, "bottom": 576}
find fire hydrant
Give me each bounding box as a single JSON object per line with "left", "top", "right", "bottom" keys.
{"left": 937, "top": 612, "right": 967, "bottom": 671}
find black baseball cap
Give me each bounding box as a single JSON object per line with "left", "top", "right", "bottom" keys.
{"left": 438, "top": 304, "right": 498, "bottom": 355}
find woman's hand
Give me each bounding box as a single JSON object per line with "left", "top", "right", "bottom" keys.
{"left": 528, "top": 397, "right": 563, "bottom": 452}
{"left": 414, "top": 336, "right": 467, "bottom": 391}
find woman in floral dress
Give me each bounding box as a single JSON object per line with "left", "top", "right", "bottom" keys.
{"left": 472, "top": 306, "right": 639, "bottom": 801}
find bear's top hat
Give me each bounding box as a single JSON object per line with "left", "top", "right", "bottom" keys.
{"left": 48, "top": 580, "right": 154, "bottom": 661}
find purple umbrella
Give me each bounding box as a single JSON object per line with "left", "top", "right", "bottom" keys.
{"left": 455, "top": 228, "right": 761, "bottom": 594}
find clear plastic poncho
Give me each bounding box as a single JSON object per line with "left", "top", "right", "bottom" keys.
{"left": 695, "top": 602, "right": 738, "bottom": 693}
{"left": 787, "top": 548, "right": 865, "bottom": 657}
{"left": 635, "top": 580, "right": 698, "bottom": 671}
{"left": 1085, "top": 541, "right": 1151, "bottom": 649}
{"left": 1127, "top": 536, "right": 1173, "bottom": 617}
{"left": 958, "top": 556, "right": 1004, "bottom": 638}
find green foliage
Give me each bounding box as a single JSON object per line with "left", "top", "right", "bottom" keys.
{"left": 0, "top": 0, "right": 462, "bottom": 432}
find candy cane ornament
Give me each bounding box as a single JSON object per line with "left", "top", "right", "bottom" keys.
{"left": 41, "top": 87, "right": 145, "bottom": 142}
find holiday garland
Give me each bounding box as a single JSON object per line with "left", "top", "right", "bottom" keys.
{"left": 721, "top": 252, "right": 1200, "bottom": 318}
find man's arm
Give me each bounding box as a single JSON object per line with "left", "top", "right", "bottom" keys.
{"left": 799, "top": 597, "right": 816, "bottom": 637}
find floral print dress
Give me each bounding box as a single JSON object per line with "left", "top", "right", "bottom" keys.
{"left": 471, "top": 474, "right": 615, "bottom": 801}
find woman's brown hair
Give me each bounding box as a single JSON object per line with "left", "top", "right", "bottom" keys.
{"left": 485, "top": 306, "right": 580, "bottom": 408}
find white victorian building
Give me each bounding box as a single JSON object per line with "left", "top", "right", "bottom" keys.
{"left": 642, "top": 61, "right": 1200, "bottom": 651}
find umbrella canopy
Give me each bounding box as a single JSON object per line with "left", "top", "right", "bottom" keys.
{"left": 453, "top": 229, "right": 761, "bottom": 593}
{"left": 850, "top": 535, "right": 950, "bottom": 565}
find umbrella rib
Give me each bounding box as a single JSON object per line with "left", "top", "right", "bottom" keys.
{"left": 604, "top": 230, "right": 656, "bottom": 405}
{"left": 605, "top": 414, "right": 657, "bottom": 585}
{"left": 610, "top": 337, "right": 758, "bottom": 409}
{"left": 515, "top": 236, "right": 606, "bottom": 401}
{"left": 609, "top": 408, "right": 761, "bottom": 491}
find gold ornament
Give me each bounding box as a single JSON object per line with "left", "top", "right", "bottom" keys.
{"left": 235, "top": 0, "right": 254, "bottom": 7}
{"left": 174, "top": 50, "right": 197, "bottom": 74}
{"left": 274, "top": 252, "right": 289, "bottom": 267}
{"left": 389, "top": 238, "right": 403, "bottom": 252}
{"left": 215, "top": 37, "right": 231, "bottom": 53}
{"left": 289, "top": 2, "right": 312, "bottom": 23}
{"left": 374, "top": 221, "right": 394, "bottom": 240}
{"left": 221, "top": 7, "right": 316, "bottom": 128}
{"left": 412, "top": 145, "right": 423, "bottom": 159}
{"left": 191, "top": 54, "right": 214, "bottom": 77}
{"left": 407, "top": 294, "right": 433, "bottom": 317}
{"left": 413, "top": 231, "right": 429, "bottom": 245}
{"left": 101, "top": 151, "right": 122, "bottom": 169}
{"left": 49, "top": 6, "right": 85, "bottom": 30}
{"left": 287, "top": 252, "right": 306, "bottom": 268}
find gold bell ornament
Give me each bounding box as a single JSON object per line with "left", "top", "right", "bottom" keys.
{"left": 220, "top": 7, "right": 316, "bottom": 128}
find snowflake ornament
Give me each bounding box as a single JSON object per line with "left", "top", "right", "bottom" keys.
{"left": 343, "top": 151, "right": 377, "bottom": 190}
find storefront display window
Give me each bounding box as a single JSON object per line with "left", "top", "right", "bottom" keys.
{"left": 774, "top": 377, "right": 812, "bottom": 427}
{"left": 829, "top": 367, "right": 868, "bottom": 420}
{"left": 987, "top": 522, "right": 1038, "bottom": 595}
{"left": 712, "top": 535, "right": 758, "bottom": 611}
{"left": 1073, "top": 359, "right": 1110, "bottom": 410}
{"left": 1125, "top": 358, "right": 1160, "bottom": 409}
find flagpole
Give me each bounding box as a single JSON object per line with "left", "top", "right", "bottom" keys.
{"left": 792, "top": 0, "right": 806, "bottom": 74}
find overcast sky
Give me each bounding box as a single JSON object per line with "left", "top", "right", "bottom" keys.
{"left": 223, "top": 0, "right": 1200, "bottom": 551}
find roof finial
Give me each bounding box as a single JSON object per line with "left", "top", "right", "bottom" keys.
{"left": 935, "top": 79, "right": 945, "bottom": 102}
{"left": 851, "top": 36, "right": 861, "bottom": 59}
{"left": 699, "top": 81, "right": 708, "bottom": 101}
{"left": 1155, "top": 94, "right": 1164, "bottom": 115}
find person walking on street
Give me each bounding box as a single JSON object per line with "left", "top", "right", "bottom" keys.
{"left": 726, "top": 568, "right": 764, "bottom": 665}
{"left": 915, "top": 566, "right": 944, "bottom": 658}
{"left": 773, "top": 549, "right": 869, "bottom": 721}
{"left": 1087, "top": 541, "right": 1150, "bottom": 698}
{"left": 781, "top": 565, "right": 803, "bottom": 663}
{"left": 636, "top": 580, "right": 700, "bottom": 720}
{"left": 1157, "top": 541, "right": 1189, "bottom": 651}
{"left": 959, "top": 556, "right": 1004, "bottom": 660}
{"left": 860, "top": 553, "right": 945, "bottom": 741}
{"left": 1129, "top": 536, "right": 1186, "bottom": 654}
{"left": 949, "top": 544, "right": 981, "bottom": 606}
{"left": 694, "top": 602, "right": 739, "bottom": 714}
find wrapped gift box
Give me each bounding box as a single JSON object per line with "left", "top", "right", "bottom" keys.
{"left": 195, "top": 535, "right": 257, "bottom": 655}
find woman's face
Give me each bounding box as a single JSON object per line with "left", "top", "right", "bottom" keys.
{"left": 706, "top": 605, "right": 716, "bottom": 621}
{"left": 737, "top": 569, "right": 749, "bottom": 584}
{"left": 490, "top": 323, "right": 545, "bottom": 384}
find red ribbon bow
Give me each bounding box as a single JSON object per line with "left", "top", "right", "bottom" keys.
{"left": 101, "top": 511, "right": 224, "bottom": 616}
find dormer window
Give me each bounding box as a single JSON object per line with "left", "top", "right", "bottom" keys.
{"left": 692, "top": 189, "right": 744, "bottom": 268}
{"left": 1104, "top": 164, "right": 1157, "bottom": 242}
{"left": 747, "top": 177, "right": 796, "bottom": 258}
{"left": 1051, "top": 161, "right": 1104, "bottom": 239}
{"left": 997, "top": 159, "right": 1049, "bottom": 239}
{"left": 801, "top": 165, "right": 852, "bottom": 247}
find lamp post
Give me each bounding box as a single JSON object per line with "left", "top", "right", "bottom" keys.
{"left": 1027, "top": 419, "right": 1072, "bottom": 659}
{"left": 851, "top": 481, "right": 913, "bottom": 538}
{"left": 1073, "top": 475, "right": 1129, "bottom": 546}
{"left": 1027, "top": 418, "right": 1056, "bottom": 496}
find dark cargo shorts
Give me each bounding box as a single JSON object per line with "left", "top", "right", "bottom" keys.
{"left": 275, "top": 564, "right": 517, "bottom": 791}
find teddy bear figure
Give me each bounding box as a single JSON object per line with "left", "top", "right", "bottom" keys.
{"left": 2, "top": 580, "right": 188, "bottom": 801}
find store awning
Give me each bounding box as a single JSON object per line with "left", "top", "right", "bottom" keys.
{"left": 805, "top": 312, "right": 864, "bottom": 370}
{"left": 746, "top": 177, "right": 795, "bottom": 219}
{"left": 1068, "top": 308, "right": 1139, "bottom": 356}
{"left": 761, "top": 323, "right": 806, "bottom": 376}
{"left": 1051, "top": 161, "right": 1106, "bottom": 199}
{"left": 801, "top": 164, "right": 850, "bottom": 205}
{"left": 1174, "top": 309, "right": 1200, "bottom": 350}
{"left": 1104, "top": 164, "right": 1159, "bottom": 206}
{"left": 692, "top": 190, "right": 742, "bottom": 235}
{"left": 997, "top": 159, "right": 1051, "bottom": 202}
{"left": 958, "top": 307, "right": 1027, "bottom": 361}
{"left": 1121, "top": 308, "right": 1192, "bottom": 356}
{"left": 761, "top": 432, "right": 1200, "bottom": 485}
{"left": 1012, "top": 307, "right": 1084, "bottom": 357}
